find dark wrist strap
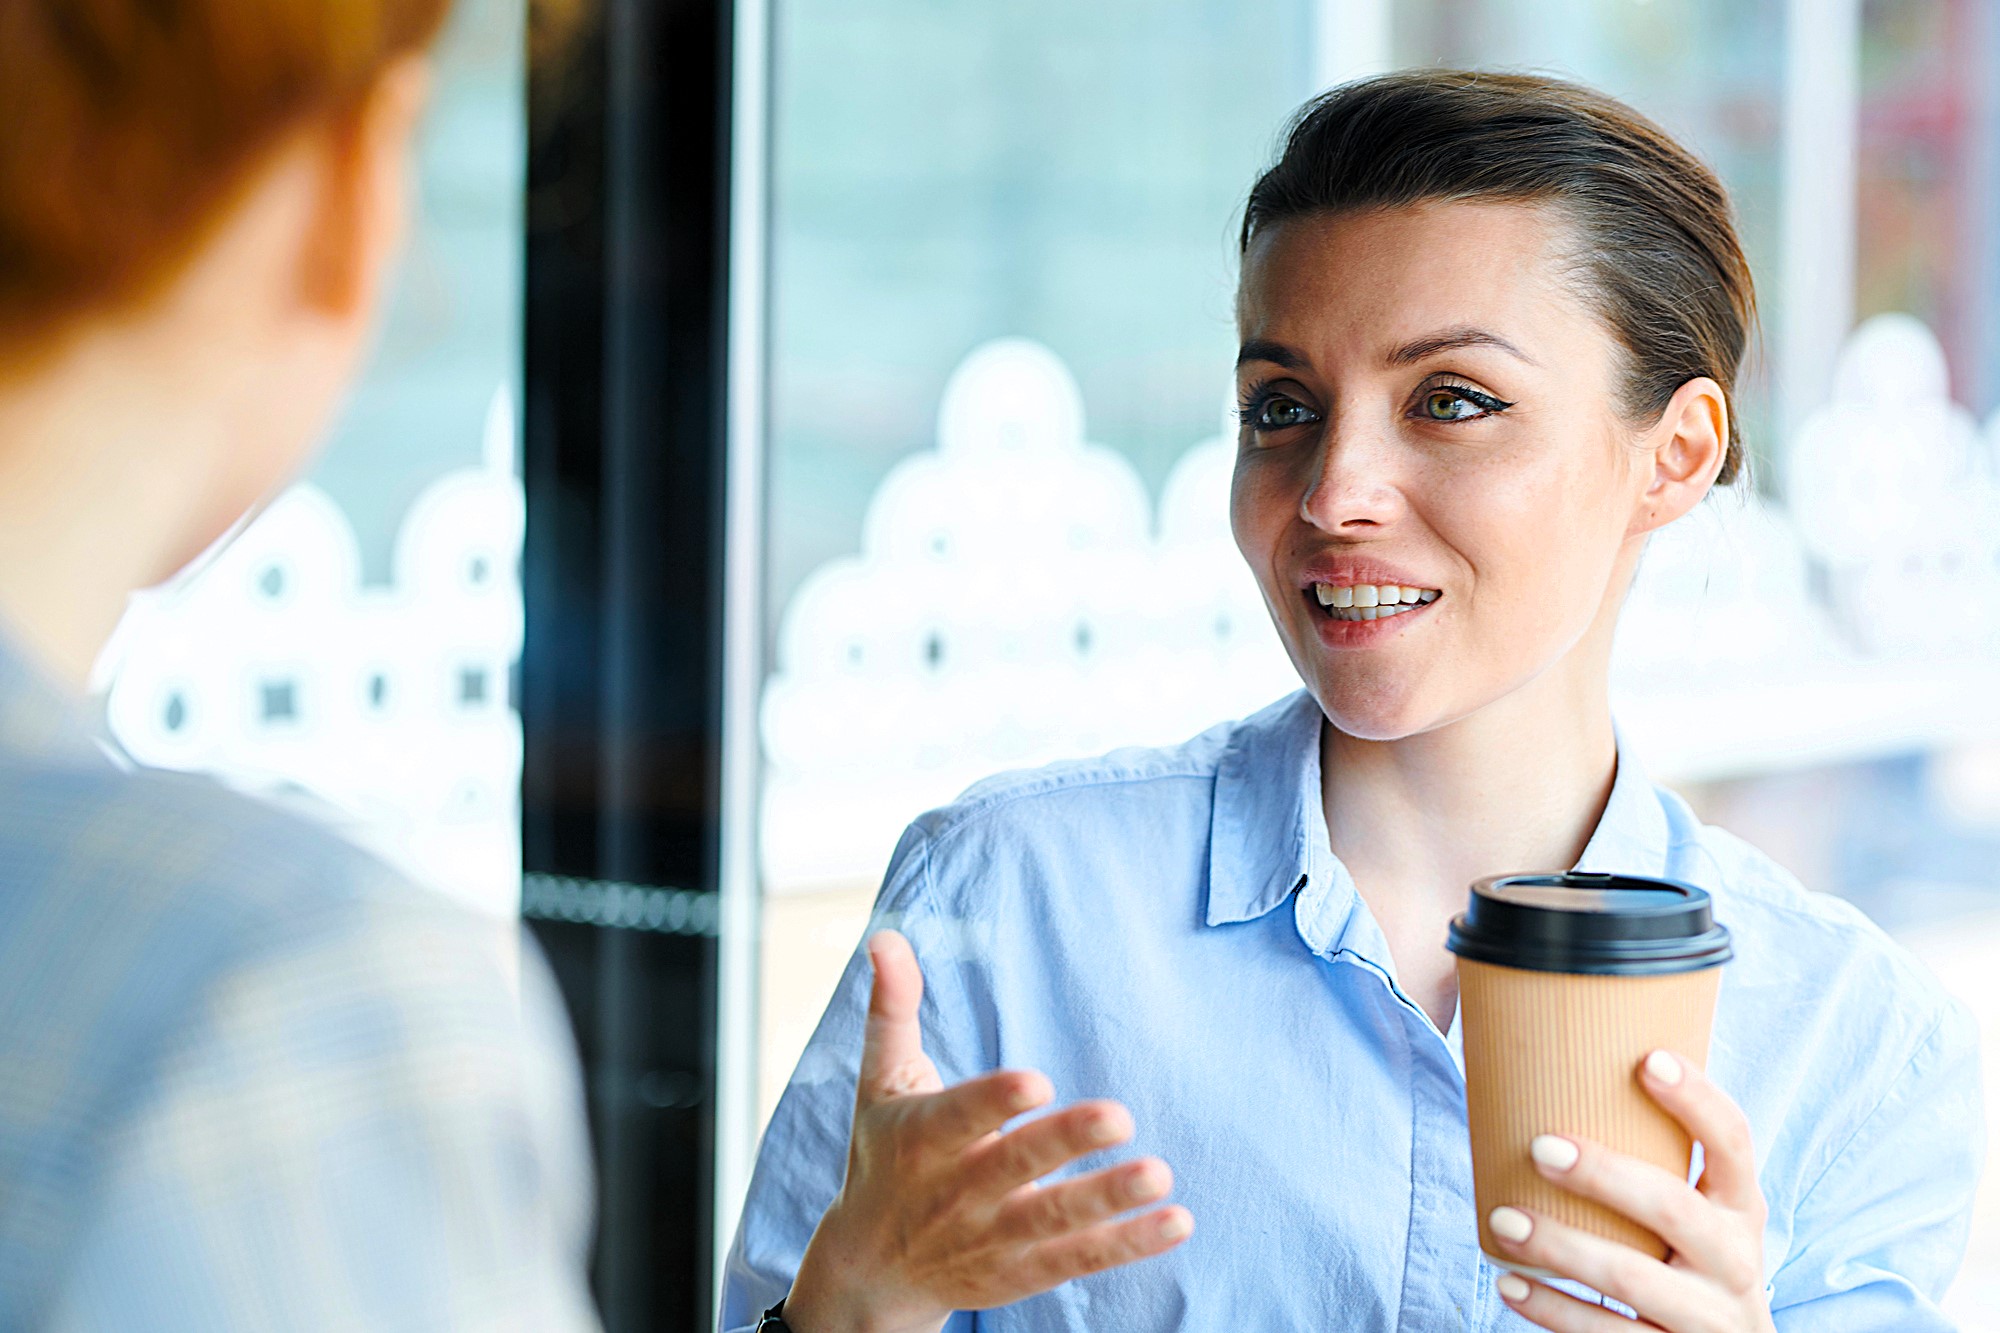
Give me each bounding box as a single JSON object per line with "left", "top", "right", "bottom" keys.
{"left": 757, "top": 1296, "right": 794, "bottom": 1332}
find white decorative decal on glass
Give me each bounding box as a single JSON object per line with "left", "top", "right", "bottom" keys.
{"left": 93, "top": 387, "right": 525, "bottom": 917}
{"left": 1612, "top": 314, "right": 2000, "bottom": 779}
{"left": 760, "top": 338, "right": 1296, "bottom": 892}
{"left": 764, "top": 324, "right": 2000, "bottom": 895}
{"left": 1785, "top": 313, "right": 2000, "bottom": 656}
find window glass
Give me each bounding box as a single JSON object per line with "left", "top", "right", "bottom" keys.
{"left": 92, "top": 0, "right": 527, "bottom": 918}
{"left": 760, "top": 0, "right": 1319, "bottom": 1113}
{"left": 758, "top": 0, "right": 1999, "bottom": 1312}
{"left": 1394, "top": 0, "right": 1787, "bottom": 459}
{"left": 769, "top": 0, "right": 1316, "bottom": 611}
{"left": 1855, "top": 0, "right": 2000, "bottom": 409}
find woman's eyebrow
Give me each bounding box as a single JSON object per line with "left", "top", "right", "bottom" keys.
{"left": 1236, "top": 338, "right": 1308, "bottom": 370}
{"left": 1387, "top": 326, "right": 1538, "bottom": 367}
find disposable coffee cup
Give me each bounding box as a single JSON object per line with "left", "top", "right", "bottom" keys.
{"left": 1447, "top": 871, "right": 1732, "bottom": 1272}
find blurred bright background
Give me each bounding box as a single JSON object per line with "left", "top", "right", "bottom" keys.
{"left": 82, "top": 0, "right": 2000, "bottom": 1322}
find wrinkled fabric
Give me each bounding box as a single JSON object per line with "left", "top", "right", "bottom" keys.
{"left": 725, "top": 691, "right": 1981, "bottom": 1332}
{"left": 0, "top": 631, "right": 599, "bottom": 1332}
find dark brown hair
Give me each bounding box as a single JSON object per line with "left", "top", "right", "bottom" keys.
{"left": 1242, "top": 69, "right": 1755, "bottom": 485}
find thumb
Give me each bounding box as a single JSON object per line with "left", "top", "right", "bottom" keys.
{"left": 857, "top": 929, "right": 932, "bottom": 1105}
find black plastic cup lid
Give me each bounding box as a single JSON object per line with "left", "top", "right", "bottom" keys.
{"left": 1446, "top": 871, "right": 1733, "bottom": 976}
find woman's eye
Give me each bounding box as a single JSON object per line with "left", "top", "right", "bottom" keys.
{"left": 1252, "top": 396, "right": 1319, "bottom": 430}
{"left": 1416, "top": 385, "right": 1511, "bottom": 422}
{"left": 1423, "top": 389, "right": 1483, "bottom": 421}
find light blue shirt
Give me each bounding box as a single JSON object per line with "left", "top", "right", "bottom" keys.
{"left": 0, "top": 633, "right": 600, "bottom": 1330}
{"left": 724, "top": 690, "right": 1983, "bottom": 1330}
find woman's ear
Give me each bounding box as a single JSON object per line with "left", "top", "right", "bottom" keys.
{"left": 1630, "top": 376, "right": 1727, "bottom": 538}
{"left": 297, "top": 56, "right": 431, "bottom": 319}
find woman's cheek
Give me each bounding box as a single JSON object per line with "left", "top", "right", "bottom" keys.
{"left": 1481, "top": 447, "right": 1627, "bottom": 618}
{"left": 1228, "top": 452, "right": 1293, "bottom": 569}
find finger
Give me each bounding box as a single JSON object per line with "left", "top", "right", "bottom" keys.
{"left": 1639, "top": 1050, "right": 1761, "bottom": 1214}
{"left": 1494, "top": 1273, "right": 1666, "bottom": 1332}
{"left": 958, "top": 1100, "right": 1134, "bottom": 1201}
{"left": 1485, "top": 1206, "right": 1706, "bottom": 1320}
{"left": 1016, "top": 1206, "right": 1193, "bottom": 1291}
{"left": 906, "top": 1068, "right": 1054, "bottom": 1154}
{"left": 988, "top": 1158, "right": 1172, "bottom": 1247}
{"left": 857, "top": 931, "right": 931, "bottom": 1104}
{"left": 1527, "top": 1134, "right": 1752, "bottom": 1288}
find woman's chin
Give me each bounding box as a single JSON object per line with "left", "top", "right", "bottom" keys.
{"left": 1308, "top": 676, "right": 1439, "bottom": 743}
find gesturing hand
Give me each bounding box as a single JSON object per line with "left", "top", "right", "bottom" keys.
{"left": 1488, "top": 1050, "right": 1775, "bottom": 1332}
{"left": 782, "top": 931, "right": 1192, "bottom": 1333}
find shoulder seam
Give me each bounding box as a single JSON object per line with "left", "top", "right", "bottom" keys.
{"left": 921, "top": 823, "right": 937, "bottom": 919}
{"left": 924, "top": 766, "right": 1215, "bottom": 859}
{"left": 1677, "top": 822, "right": 1896, "bottom": 936}
{"left": 874, "top": 822, "right": 938, "bottom": 924}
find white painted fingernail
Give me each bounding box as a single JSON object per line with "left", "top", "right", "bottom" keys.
{"left": 1646, "top": 1049, "right": 1684, "bottom": 1086}
{"left": 1489, "top": 1206, "right": 1533, "bottom": 1243}
{"left": 1530, "top": 1134, "right": 1579, "bottom": 1172}
{"left": 1498, "top": 1273, "right": 1532, "bottom": 1302}
{"left": 1158, "top": 1210, "right": 1193, "bottom": 1240}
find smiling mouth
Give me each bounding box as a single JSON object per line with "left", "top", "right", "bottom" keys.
{"left": 1306, "top": 582, "right": 1442, "bottom": 622}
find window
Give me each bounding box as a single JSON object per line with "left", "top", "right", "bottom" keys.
{"left": 755, "top": 3, "right": 2000, "bottom": 1319}
{"left": 94, "top": 0, "right": 527, "bottom": 915}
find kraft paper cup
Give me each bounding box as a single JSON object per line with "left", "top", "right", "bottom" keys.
{"left": 1448, "top": 871, "right": 1732, "bottom": 1272}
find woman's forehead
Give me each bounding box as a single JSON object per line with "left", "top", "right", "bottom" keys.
{"left": 1236, "top": 201, "right": 1594, "bottom": 366}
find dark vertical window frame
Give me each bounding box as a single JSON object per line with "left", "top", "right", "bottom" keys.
{"left": 523, "top": 0, "right": 761, "bottom": 1325}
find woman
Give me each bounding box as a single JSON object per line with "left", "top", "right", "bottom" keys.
{"left": 724, "top": 72, "right": 1980, "bottom": 1332}
{"left": 0, "top": 2, "right": 593, "bottom": 1327}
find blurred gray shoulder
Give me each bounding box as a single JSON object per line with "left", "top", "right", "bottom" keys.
{"left": 0, "top": 750, "right": 546, "bottom": 1304}
{"left": 0, "top": 752, "right": 421, "bottom": 942}
{"left": 0, "top": 750, "right": 508, "bottom": 1103}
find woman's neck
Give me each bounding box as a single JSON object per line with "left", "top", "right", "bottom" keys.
{"left": 0, "top": 330, "right": 220, "bottom": 690}
{"left": 1318, "top": 645, "right": 1620, "bottom": 1024}
{"left": 1323, "top": 680, "right": 1619, "bottom": 912}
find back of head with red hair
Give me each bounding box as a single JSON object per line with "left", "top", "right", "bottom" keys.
{"left": 0, "top": 0, "right": 453, "bottom": 359}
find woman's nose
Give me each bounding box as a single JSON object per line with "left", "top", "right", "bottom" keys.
{"left": 1299, "top": 427, "right": 1403, "bottom": 533}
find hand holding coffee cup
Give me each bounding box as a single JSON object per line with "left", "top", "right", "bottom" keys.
{"left": 1450, "top": 873, "right": 1776, "bottom": 1331}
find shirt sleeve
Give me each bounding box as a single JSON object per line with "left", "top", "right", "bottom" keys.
{"left": 719, "top": 822, "right": 987, "bottom": 1333}
{"left": 1770, "top": 996, "right": 1985, "bottom": 1330}
{"left": 38, "top": 899, "right": 600, "bottom": 1333}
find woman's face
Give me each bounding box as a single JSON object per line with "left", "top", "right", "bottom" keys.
{"left": 1231, "top": 201, "right": 1683, "bottom": 742}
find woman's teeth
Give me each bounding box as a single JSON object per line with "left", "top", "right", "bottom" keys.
{"left": 1312, "top": 583, "right": 1440, "bottom": 622}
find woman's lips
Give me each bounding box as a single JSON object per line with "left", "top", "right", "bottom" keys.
{"left": 1300, "top": 582, "right": 1442, "bottom": 644}
{"left": 1309, "top": 580, "right": 1441, "bottom": 621}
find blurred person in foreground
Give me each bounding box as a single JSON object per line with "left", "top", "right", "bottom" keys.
{"left": 0, "top": 2, "right": 596, "bottom": 1329}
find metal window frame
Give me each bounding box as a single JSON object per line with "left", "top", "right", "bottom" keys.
{"left": 522, "top": 0, "right": 767, "bottom": 1323}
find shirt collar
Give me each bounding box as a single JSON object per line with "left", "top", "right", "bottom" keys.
{"left": 1572, "top": 738, "right": 1672, "bottom": 877}
{"left": 1206, "top": 691, "right": 1674, "bottom": 932}
{"left": 1206, "top": 691, "right": 1328, "bottom": 928}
